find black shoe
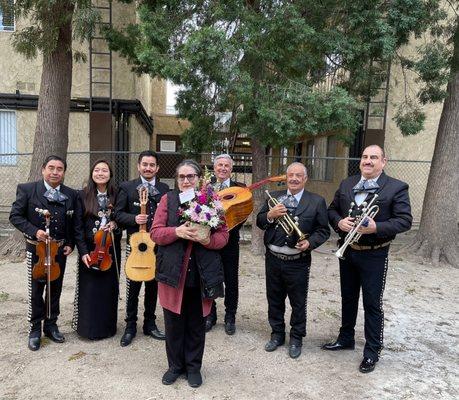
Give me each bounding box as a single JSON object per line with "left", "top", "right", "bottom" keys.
{"left": 321, "top": 340, "right": 355, "bottom": 351}
{"left": 144, "top": 327, "right": 166, "bottom": 341}
{"left": 43, "top": 328, "right": 65, "bottom": 343}
{"left": 28, "top": 336, "right": 41, "bottom": 351}
{"left": 359, "top": 357, "right": 377, "bottom": 373}
{"left": 187, "top": 371, "right": 203, "bottom": 388}
{"left": 205, "top": 317, "right": 216, "bottom": 333}
{"left": 289, "top": 344, "right": 302, "bottom": 359}
{"left": 120, "top": 332, "right": 135, "bottom": 347}
{"left": 224, "top": 321, "right": 236, "bottom": 335}
{"left": 264, "top": 337, "right": 285, "bottom": 352}
{"left": 162, "top": 369, "right": 182, "bottom": 385}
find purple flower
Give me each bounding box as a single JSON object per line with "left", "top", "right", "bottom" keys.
{"left": 205, "top": 212, "right": 211, "bottom": 221}
{"left": 195, "top": 204, "right": 202, "bottom": 213}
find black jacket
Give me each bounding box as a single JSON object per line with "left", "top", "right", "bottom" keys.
{"left": 114, "top": 177, "right": 169, "bottom": 237}
{"left": 328, "top": 172, "right": 413, "bottom": 245}
{"left": 155, "top": 191, "right": 225, "bottom": 293}
{"left": 73, "top": 190, "right": 122, "bottom": 258}
{"left": 256, "top": 189, "right": 330, "bottom": 250}
{"left": 9, "top": 180, "right": 77, "bottom": 249}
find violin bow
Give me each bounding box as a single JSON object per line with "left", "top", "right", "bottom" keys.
{"left": 106, "top": 204, "right": 122, "bottom": 300}
{"left": 36, "top": 208, "right": 52, "bottom": 319}
{"left": 110, "top": 229, "right": 122, "bottom": 300}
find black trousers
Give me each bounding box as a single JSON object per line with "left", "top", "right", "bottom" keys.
{"left": 338, "top": 246, "right": 389, "bottom": 360}
{"left": 124, "top": 278, "right": 158, "bottom": 333}
{"left": 27, "top": 249, "right": 66, "bottom": 337}
{"left": 163, "top": 287, "right": 206, "bottom": 373}
{"left": 265, "top": 251, "right": 311, "bottom": 343}
{"left": 210, "top": 242, "right": 239, "bottom": 322}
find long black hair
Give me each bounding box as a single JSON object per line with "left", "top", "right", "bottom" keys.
{"left": 82, "top": 159, "right": 117, "bottom": 218}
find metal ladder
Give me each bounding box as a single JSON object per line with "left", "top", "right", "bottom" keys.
{"left": 364, "top": 60, "right": 391, "bottom": 133}
{"left": 89, "top": 0, "right": 113, "bottom": 113}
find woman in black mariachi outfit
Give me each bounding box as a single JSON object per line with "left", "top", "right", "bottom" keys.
{"left": 73, "top": 159, "right": 122, "bottom": 339}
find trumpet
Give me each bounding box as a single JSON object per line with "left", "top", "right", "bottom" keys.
{"left": 334, "top": 194, "right": 380, "bottom": 259}
{"left": 265, "top": 190, "right": 308, "bottom": 244}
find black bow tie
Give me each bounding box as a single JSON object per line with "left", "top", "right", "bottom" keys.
{"left": 353, "top": 180, "right": 379, "bottom": 194}
{"left": 214, "top": 182, "right": 228, "bottom": 191}
{"left": 277, "top": 194, "right": 298, "bottom": 211}
{"left": 97, "top": 193, "right": 108, "bottom": 209}
{"left": 137, "top": 182, "right": 160, "bottom": 197}
{"left": 44, "top": 188, "right": 68, "bottom": 203}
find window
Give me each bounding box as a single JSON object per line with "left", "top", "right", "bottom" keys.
{"left": 160, "top": 140, "right": 176, "bottom": 152}
{"left": 0, "top": 110, "right": 18, "bottom": 165}
{"left": 0, "top": 0, "right": 14, "bottom": 32}
{"left": 280, "top": 146, "right": 288, "bottom": 170}
{"left": 166, "top": 80, "right": 182, "bottom": 115}
{"left": 305, "top": 135, "right": 336, "bottom": 181}
{"left": 294, "top": 142, "right": 302, "bottom": 162}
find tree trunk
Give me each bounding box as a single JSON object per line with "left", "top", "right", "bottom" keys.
{"left": 27, "top": 7, "right": 73, "bottom": 181}
{"left": 0, "top": 230, "right": 25, "bottom": 261}
{"left": 2, "top": 3, "right": 74, "bottom": 261}
{"left": 250, "top": 138, "right": 268, "bottom": 255}
{"left": 404, "top": 23, "right": 459, "bottom": 267}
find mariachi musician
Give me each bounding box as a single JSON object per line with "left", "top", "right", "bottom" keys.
{"left": 114, "top": 150, "right": 169, "bottom": 346}
{"left": 207, "top": 154, "right": 246, "bottom": 335}
{"left": 256, "top": 162, "right": 330, "bottom": 359}
{"left": 322, "top": 145, "right": 412, "bottom": 373}
{"left": 72, "top": 159, "right": 122, "bottom": 340}
{"left": 9, "top": 155, "right": 77, "bottom": 351}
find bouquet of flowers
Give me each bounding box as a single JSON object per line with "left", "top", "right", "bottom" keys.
{"left": 178, "top": 167, "right": 226, "bottom": 239}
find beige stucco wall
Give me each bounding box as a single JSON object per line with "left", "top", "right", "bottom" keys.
{"left": 0, "top": 4, "right": 143, "bottom": 101}
{"left": 382, "top": 37, "right": 444, "bottom": 222}
{"left": 149, "top": 78, "right": 190, "bottom": 150}
{"left": 0, "top": 110, "right": 89, "bottom": 214}
{"left": 385, "top": 52, "right": 441, "bottom": 161}
{"left": 126, "top": 116, "right": 151, "bottom": 179}
{"left": 0, "top": 27, "right": 42, "bottom": 94}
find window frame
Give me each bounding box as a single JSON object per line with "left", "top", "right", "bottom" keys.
{"left": 0, "top": 109, "right": 18, "bottom": 166}
{"left": 0, "top": 0, "right": 15, "bottom": 32}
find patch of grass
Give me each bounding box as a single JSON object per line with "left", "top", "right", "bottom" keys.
{"left": 406, "top": 287, "right": 416, "bottom": 294}
{"left": 0, "top": 291, "right": 9, "bottom": 302}
{"left": 68, "top": 351, "right": 87, "bottom": 361}
{"left": 323, "top": 308, "right": 339, "bottom": 319}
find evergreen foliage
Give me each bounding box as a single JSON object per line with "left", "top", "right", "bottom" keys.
{"left": 105, "top": 0, "right": 455, "bottom": 148}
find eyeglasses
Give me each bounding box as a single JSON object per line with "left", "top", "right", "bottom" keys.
{"left": 177, "top": 174, "right": 198, "bottom": 182}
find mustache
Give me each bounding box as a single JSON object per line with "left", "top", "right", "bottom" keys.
{"left": 288, "top": 180, "right": 301, "bottom": 184}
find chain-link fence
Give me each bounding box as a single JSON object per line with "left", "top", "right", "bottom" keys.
{"left": 0, "top": 151, "right": 430, "bottom": 232}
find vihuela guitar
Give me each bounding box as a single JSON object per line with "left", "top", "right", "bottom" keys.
{"left": 125, "top": 187, "right": 155, "bottom": 281}
{"left": 217, "top": 175, "right": 286, "bottom": 230}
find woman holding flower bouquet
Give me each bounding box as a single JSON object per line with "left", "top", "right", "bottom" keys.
{"left": 151, "top": 159, "right": 229, "bottom": 388}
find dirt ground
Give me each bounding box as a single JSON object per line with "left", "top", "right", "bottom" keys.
{"left": 0, "top": 238, "right": 457, "bottom": 400}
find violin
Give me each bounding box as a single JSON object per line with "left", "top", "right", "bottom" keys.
{"left": 88, "top": 205, "right": 113, "bottom": 271}
{"left": 33, "top": 208, "right": 61, "bottom": 319}
{"left": 32, "top": 208, "right": 61, "bottom": 282}
{"left": 217, "top": 175, "right": 286, "bottom": 230}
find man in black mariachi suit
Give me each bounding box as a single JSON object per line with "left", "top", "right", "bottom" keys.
{"left": 322, "top": 145, "right": 412, "bottom": 373}
{"left": 114, "top": 150, "right": 169, "bottom": 347}
{"left": 206, "top": 154, "right": 246, "bottom": 335}
{"left": 9, "top": 155, "right": 77, "bottom": 351}
{"left": 256, "top": 162, "right": 330, "bottom": 359}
